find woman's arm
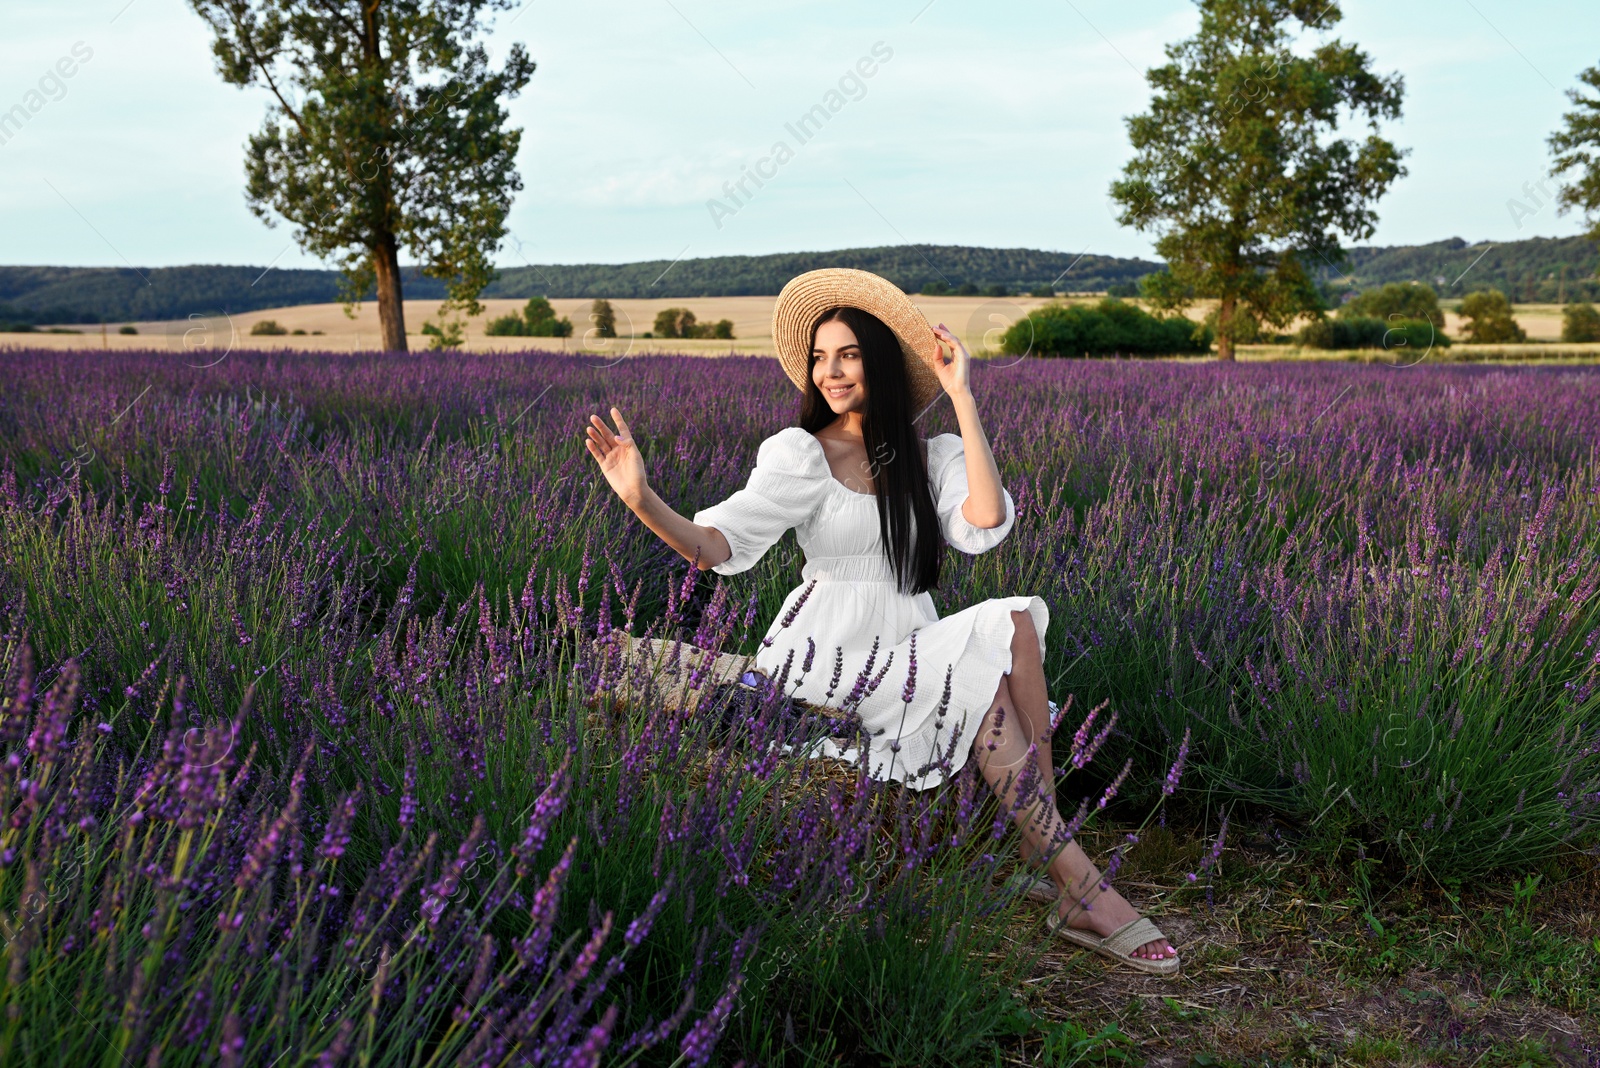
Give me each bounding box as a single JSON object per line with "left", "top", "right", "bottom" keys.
{"left": 585, "top": 406, "right": 733, "bottom": 570}
{"left": 930, "top": 325, "right": 1007, "bottom": 530}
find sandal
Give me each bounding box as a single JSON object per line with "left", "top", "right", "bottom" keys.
{"left": 1045, "top": 911, "right": 1180, "bottom": 976}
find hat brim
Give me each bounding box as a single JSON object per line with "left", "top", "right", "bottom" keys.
{"left": 771, "top": 268, "right": 944, "bottom": 412}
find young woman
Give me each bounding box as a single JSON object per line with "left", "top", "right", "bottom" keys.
{"left": 584, "top": 268, "right": 1177, "bottom": 973}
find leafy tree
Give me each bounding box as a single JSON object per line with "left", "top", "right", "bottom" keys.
{"left": 250, "top": 319, "right": 288, "bottom": 335}
{"left": 1549, "top": 62, "right": 1600, "bottom": 242}
{"left": 1457, "top": 289, "right": 1527, "bottom": 344}
{"left": 1109, "top": 0, "right": 1407, "bottom": 360}
{"left": 590, "top": 298, "right": 617, "bottom": 338}
{"left": 652, "top": 307, "right": 682, "bottom": 338}
{"left": 1339, "top": 282, "right": 1444, "bottom": 329}
{"left": 1562, "top": 301, "right": 1600, "bottom": 342}
{"left": 711, "top": 318, "right": 734, "bottom": 339}
{"left": 920, "top": 281, "right": 951, "bottom": 296}
{"left": 187, "top": 0, "right": 535, "bottom": 351}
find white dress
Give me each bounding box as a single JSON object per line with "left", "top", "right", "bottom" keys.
{"left": 692, "top": 426, "right": 1049, "bottom": 790}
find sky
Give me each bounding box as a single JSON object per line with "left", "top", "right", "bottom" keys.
{"left": 1, "top": 0, "right": 1597, "bottom": 270}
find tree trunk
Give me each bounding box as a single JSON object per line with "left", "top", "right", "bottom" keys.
{"left": 373, "top": 232, "right": 407, "bottom": 352}
{"left": 1216, "top": 293, "right": 1236, "bottom": 362}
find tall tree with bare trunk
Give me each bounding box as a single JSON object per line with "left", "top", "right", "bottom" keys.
{"left": 189, "top": 0, "right": 534, "bottom": 351}
{"left": 1108, "top": 0, "right": 1405, "bottom": 361}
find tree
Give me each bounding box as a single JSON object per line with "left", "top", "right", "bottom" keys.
{"left": 590, "top": 299, "right": 617, "bottom": 338}
{"left": 1549, "top": 62, "right": 1600, "bottom": 242}
{"left": 188, "top": 0, "right": 535, "bottom": 351}
{"left": 1339, "top": 282, "right": 1445, "bottom": 329}
{"left": 486, "top": 296, "right": 572, "bottom": 337}
{"left": 1458, "top": 290, "right": 1527, "bottom": 344}
{"left": 1562, "top": 301, "right": 1600, "bottom": 342}
{"left": 1109, "top": 0, "right": 1406, "bottom": 360}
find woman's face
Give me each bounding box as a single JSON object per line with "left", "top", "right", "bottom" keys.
{"left": 812, "top": 318, "right": 866, "bottom": 414}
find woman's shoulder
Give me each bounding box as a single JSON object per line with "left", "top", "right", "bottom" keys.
{"left": 924, "top": 433, "right": 963, "bottom": 466}
{"left": 754, "top": 426, "right": 829, "bottom": 476}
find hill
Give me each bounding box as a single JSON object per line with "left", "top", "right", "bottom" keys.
{"left": 0, "top": 246, "right": 1152, "bottom": 327}
{"left": 2, "top": 236, "right": 1596, "bottom": 328}
{"left": 1323, "top": 235, "right": 1600, "bottom": 303}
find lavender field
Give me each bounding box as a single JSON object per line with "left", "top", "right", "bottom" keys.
{"left": 1, "top": 346, "right": 1599, "bottom": 1065}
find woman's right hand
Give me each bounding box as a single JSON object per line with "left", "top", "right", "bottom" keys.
{"left": 585, "top": 406, "right": 648, "bottom": 506}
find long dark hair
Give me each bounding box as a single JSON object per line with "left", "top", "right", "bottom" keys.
{"left": 799, "top": 306, "right": 943, "bottom": 596}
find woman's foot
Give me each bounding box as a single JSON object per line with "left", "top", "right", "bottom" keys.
{"left": 1054, "top": 884, "right": 1175, "bottom": 962}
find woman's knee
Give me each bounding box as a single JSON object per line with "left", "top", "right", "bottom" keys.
{"left": 1010, "top": 609, "right": 1038, "bottom": 659}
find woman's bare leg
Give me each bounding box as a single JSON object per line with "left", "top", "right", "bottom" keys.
{"left": 971, "top": 610, "right": 1175, "bottom": 962}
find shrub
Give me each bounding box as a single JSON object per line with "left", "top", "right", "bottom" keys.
{"left": 1458, "top": 289, "right": 1527, "bottom": 344}
{"left": 1027, "top": 286, "right": 1054, "bottom": 298}
{"left": 487, "top": 297, "right": 573, "bottom": 338}
{"left": 1106, "top": 282, "right": 1139, "bottom": 299}
{"left": 1001, "top": 297, "right": 1211, "bottom": 356}
{"left": 1297, "top": 315, "right": 1448, "bottom": 351}
{"left": 421, "top": 318, "right": 465, "bottom": 350}
{"left": 250, "top": 319, "right": 288, "bottom": 336}
{"left": 590, "top": 299, "right": 617, "bottom": 339}
{"left": 982, "top": 284, "right": 1008, "bottom": 298}
{"left": 1562, "top": 301, "right": 1600, "bottom": 342}
{"left": 955, "top": 283, "right": 979, "bottom": 296}
{"left": 920, "top": 281, "right": 950, "bottom": 296}
{"left": 1340, "top": 282, "right": 1446, "bottom": 330}
{"left": 292, "top": 328, "right": 307, "bottom": 336}
{"left": 653, "top": 307, "right": 689, "bottom": 338}
{"left": 710, "top": 318, "right": 734, "bottom": 339}
{"left": 119, "top": 325, "right": 139, "bottom": 335}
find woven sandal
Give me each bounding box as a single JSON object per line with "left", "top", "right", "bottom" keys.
{"left": 1000, "top": 870, "right": 1059, "bottom": 904}
{"left": 1045, "top": 911, "right": 1180, "bottom": 976}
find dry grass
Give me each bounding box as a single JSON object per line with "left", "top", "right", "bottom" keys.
{"left": 995, "top": 822, "right": 1600, "bottom": 1066}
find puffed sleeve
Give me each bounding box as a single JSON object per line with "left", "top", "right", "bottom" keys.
{"left": 691, "top": 427, "right": 832, "bottom": 575}
{"left": 930, "top": 433, "right": 1015, "bottom": 554}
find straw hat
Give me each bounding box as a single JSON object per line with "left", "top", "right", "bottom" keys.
{"left": 771, "top": 268, "right": 944, "bottom": 411}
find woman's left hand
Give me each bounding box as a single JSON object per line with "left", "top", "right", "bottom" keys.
{"left": 931, "top": 323, "right": 971, "bottom": 398}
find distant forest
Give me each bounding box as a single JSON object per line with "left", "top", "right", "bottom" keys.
{"left": 2, "top": 236, "right": 1596, "bottom": 328}
{"left": 1321, "top": 235, "right": 1600, "bottom": 304}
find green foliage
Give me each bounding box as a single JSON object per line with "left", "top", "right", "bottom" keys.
{"left": 1322, "top": 235, "right": 1600, "bottom": 304}
{"left": 1001, "top": 298, "right": 1211, "bottom": 356}
{"left": 921, "top": 281, "right": 951, "bottom": 296}
{"left": 1297, "top": 315, "right": 1448, "bottom": 351}
{"left": 1339, "top": 282, "right": 1445, "bottom": 330}
{"left": 652, "top": 307, "right": 683, "bottom": 338}
{"left": 1458, "top": 289, "right": 1528, "bottom": 343}
{"left": 1108, "top": 0, "right": 1407, "bottom": 358}
{"left": 420, "top": 317, "right": 465, "bottom": 350}
{"left": 1106, "top": 281, "right": 1140, "bottom": 298}
{"left": 955, "top": 282, "right": 979, "bottom": 295}
{"left": 588, "top": 298, "right": 616, "bottom": 338}
{"left": 186, "top": 0, "right": 536, "bottom": 349}
{"left": 1561, "top": 301, "right": 1600, "bottom": 342}
{"left": 249, "top": 319, "right": 288, "bottom": 336}
{"left": 649, "top": 308, "right": 733, "bottom": 340}
{"left": 118, "top": 325, "right": 138, "bottom": 335}
{"left": 485, "top": 297, "right": 573, "bottom": 338}
{"left": 1549, "top": 62, "right": 1600, "bottom": 243}
{"left": 982, "top": 284, "right": 1008, "bottom": 297}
